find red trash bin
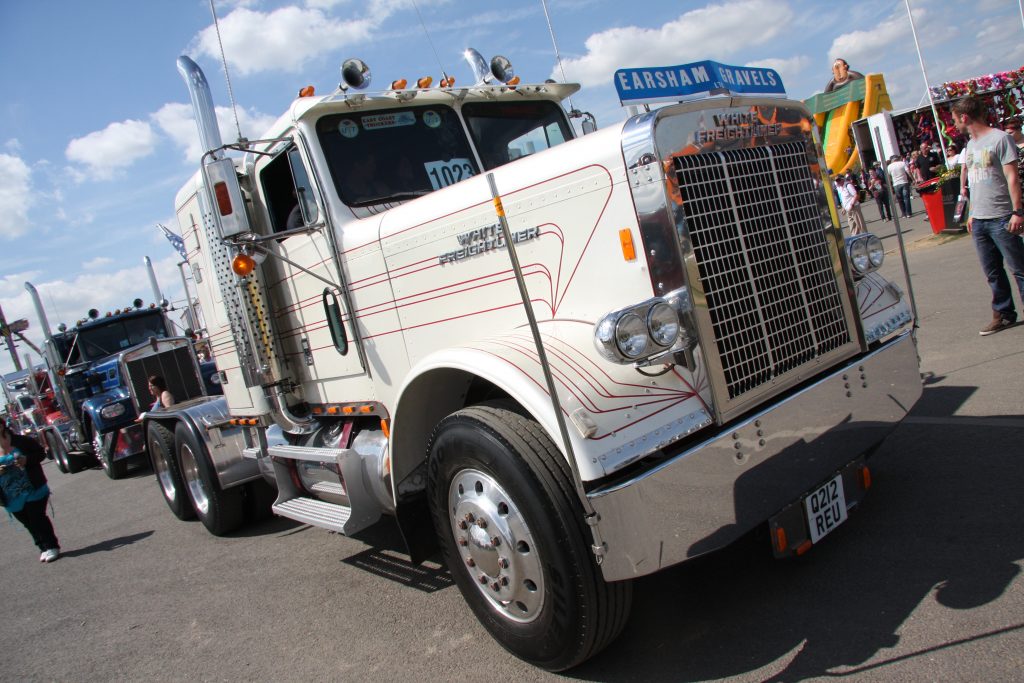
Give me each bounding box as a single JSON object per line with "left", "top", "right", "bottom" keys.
{"left": 917, "top": 178, "right": 946, "bottom": 234}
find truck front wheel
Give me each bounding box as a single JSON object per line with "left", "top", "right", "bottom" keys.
{"left": 147, "top": 422, "right": 195, "bottom": 520}
{"left": 175, "top": 423, "right": 244, "bottom": 536}
{"left": 45, "top": 431, "right": 71, "bottom": 474}
{"left": 95, "top": 431, "right": 127, "bottom": 480}
{"left": 426, "top": 405, "right": 632, "bottom": 671}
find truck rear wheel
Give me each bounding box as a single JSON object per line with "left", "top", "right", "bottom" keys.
{"left": 45, "top": 431, "right": 71, "bottom": 474}
{"left": 147, "top": 422, "right": 195, "bottom": 520}
{"left": 426, "top": 405, "right": 632, "bottom": 671}
{"left": 175, "top": 423, "right": 244, "bottom": 536}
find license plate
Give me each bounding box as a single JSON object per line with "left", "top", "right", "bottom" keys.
{"left": 804, "top": 474, "right": 848, "bottom": 544}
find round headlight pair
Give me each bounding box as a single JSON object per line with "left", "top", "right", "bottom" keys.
{"left": 100, "top": 402, "right": 127, "bottom": 419}
{"left": 847, "top": 234, "right": 884, "bottom": 275}
{"left": 600, "top": 301, "right": 682, "bottom": 361}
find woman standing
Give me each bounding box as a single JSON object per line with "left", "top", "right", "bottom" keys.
{"left": 0, "top": 422, "right": 60, "bottom": 562}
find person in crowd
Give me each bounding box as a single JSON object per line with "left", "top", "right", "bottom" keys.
{"left": 917, "top": 142, "right": 944, "bottom": 182}
{"left": 869, "top": 168, "right": 892, "bottom": 221}
{"left": 887, "top": 154, "right": 913, "bottom": 218}
{"left": 1002, "top": 117, "right": 1024, "bottom": 147}
{"left": 945, "top": 142, "right": 964, "bottom": 169}
{"left": 954, "top": 95, "right": 1024, "bottom": 336}
{"left": 0, "top": 421, "right": 60, "bottom": 563}
{"left": 148, "top": 375, "right": 175, "bottom": 411}
{"left": 836, "top": 175, "right": 866, "bottom": 235}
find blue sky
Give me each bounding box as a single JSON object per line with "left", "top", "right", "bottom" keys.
{"left": 1, "top": 0, "right": 1022, "bottom": 374}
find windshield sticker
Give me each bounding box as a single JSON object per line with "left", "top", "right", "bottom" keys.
{"left": 422, "top": 110, "right": 441, "bottom": 128}
{"left": 362, "top": 111, "right": 416, "bottom": 130}
{"left": 424, "top": 158, "right": 475, "bottom": 190}
{"left": 337, "top": 119, "right": 359, "bottom": 138}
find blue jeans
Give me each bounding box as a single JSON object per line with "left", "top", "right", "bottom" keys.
{"left": 972, "top": 215, "right": 1024, "bottom": 320}
{"left": 893, "top": 183, "right": 912, "bottom": 217}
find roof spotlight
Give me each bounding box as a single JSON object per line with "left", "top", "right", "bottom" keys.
{"left": 340, "top": 58, "right": 371, "bottom": 91}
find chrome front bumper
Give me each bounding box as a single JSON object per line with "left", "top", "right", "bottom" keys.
{"left": 589, "top": 331, "right": 921, "bottom": 581}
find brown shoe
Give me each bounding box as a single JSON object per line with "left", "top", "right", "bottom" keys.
{"left": 979, "top": 314, "right": 1017, "bottom": 336}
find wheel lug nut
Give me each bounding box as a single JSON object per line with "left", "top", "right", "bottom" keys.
{"left": 457, "top": 520, "right": 467, "bottom": 530}
{"left": 457, "top": 537, "right": 468, "bottom": 546}
{"left": 491, "top": 536, "right": 501, "bottom": 547}
{"left": 500, "top": 576, "right": 509, "bottom": 586}
{"left": 490, "top": 581, "right": 501, "bottom": 592}
{"left": 466, "top": 558, "right": 475, "bottom": 567}
{"left": 478, "top": 574, "right": 487, "bottom": 584}
{"left": 475, "top": 518, "right": 487, "bottom": 529}
{"left": 498, "top": 557, "right": 509, "bottom": 569}
{"left": 464, "top": 513, "right": 475, "bottom": 523}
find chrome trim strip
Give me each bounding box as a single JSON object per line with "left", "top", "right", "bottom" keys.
{"left": 589, "top": 331, "right": 920, "bottom": 581}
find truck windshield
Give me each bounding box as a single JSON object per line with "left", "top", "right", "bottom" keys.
{"left": 75, "top": 312, "right": 168, "bottom": 361}
{"left": 462, "top": 101, "right": 573, "bottom": 169}
{"left": 317, "top": 105, "right": 478, "bottom": 207}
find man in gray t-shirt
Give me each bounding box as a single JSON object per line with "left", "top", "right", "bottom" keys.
{"left": 954, "top": 96, "right": 1024, "bottom": 335}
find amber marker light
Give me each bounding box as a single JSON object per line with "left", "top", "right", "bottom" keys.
{"left": 507, "top": 76, "right": 520, "bottom": 86}
{"left": 380, "top": 419, "right": 390, "bottom": 439}
{"left": 390, "top": 78, "right": 408, "bottom": 90}
{"left": 440, "top": 76, "right": 455, "bottom": 87}
{"left": 231, "top": 253, "right": 256, "bottom": 276}
{"left": 359, "top": 405, "right": 372, "bottom": 413}
{"left": 796, "top": 540, "right": 813, "bottom": 556}
{"left": 327, "top": 406, "right": 339, "bottom": 415}
{"left": 298, "top": 85, "right": 315, "bottom": 97}
{"left": 416, "top": 76, "right": 432, "bottom": 88}
{"left": 342, "top": 406, "right": 354, "bottom": 414}
{"left": 860, "top": 465, "right": 872, "bottom": 490}
{"left": 774, "top": 526, "right": 787, "bottom": 554}
{"left": 619, "top": 228, "right": 636, "bottom": 261}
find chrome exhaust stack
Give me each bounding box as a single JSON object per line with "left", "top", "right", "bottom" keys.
{"left": 176, "top": 55, "right": 224, "bottom": 164}
{"left": 24, "top": 282, "right": 53, "bottom": 345}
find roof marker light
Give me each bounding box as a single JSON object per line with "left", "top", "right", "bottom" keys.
{"left": 417, "top": 76, "right": 432, "bottom": 88}
{"left": 298, "top": 85, "right": 315, "bottom": 97}
{"left": 390, "top": 78, "right": 408, "bottom": 90}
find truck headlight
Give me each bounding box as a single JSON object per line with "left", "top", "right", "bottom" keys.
{"left": 100, "top": 402, "right": 126, "bottom": 419}
{"left": 594, "top": 287, "right": 693, "bottom": 365}
{"left": 845, "top": 233, "right": 884, "bottom": 276}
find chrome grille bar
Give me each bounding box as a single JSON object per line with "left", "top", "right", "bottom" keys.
{"left": 675, "top": 142, "right": 851, "bottom": 403}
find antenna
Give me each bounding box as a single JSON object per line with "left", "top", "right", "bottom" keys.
{"left": 208, "top": 0, "right": 244, "bottom": 143}
{"left": 411, "top": 0, "right": 449, "bottom": 84}
{"left": 540, "top": 0, "right": 575, "bottom": 111}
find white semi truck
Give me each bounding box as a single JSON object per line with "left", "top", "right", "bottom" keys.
{"left": 144, "top": 51, "right": 921, "bottom": 670}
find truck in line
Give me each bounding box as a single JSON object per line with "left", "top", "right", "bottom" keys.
{"left": 141, "top": 50, "right": 921, "bottom": 670}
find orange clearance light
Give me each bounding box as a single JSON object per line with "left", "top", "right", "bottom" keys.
{"left": 796, "top": 540, "right": 813, "bottom": 556}
{"left": 390, "top": 78, "right": 408, "bottom": 90}
{"left": 860, "top": 465, "right": 872, "bottom": 490}
{"left": 359, "top": 405, "right": 372, "bottom": 413}
{"left": 298, "top": 85, "right": 315, "bottom": 97}
{"left": 507, "top": 76, "right": 520, "bottom": 86}
{"left": 327, "top": 406, "right": 340, "bottom": 415}
{"left": 342, "top": 406, "right": 354, "bottom": 414}
{"left": 312, "top": 406, "right": 324, "bottom": 415}
{"left": 618, "top": 228, "right": 636, "bottom": 261}
{"left": 417, "top": 76, "right": 433, "bottom": 88}
{"left": 440, "top": 76, "right": 455, "bottom": 88}
{"left": 213, "top": 181, "right": 233, "bottom": 216}
{"left": 774, "top": 526, "right": 787, "bottom": 554}
{"left": 231, "top": 253, "right": 256, "bottom": 276}
{"left": 380, "top": 419, "right": 390, "bottom": 439}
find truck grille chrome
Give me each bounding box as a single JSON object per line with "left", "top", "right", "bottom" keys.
{"left": 674, "top": 142, "right": 852, "bottom": 403}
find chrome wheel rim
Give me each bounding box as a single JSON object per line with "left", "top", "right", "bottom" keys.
{"left": 448, "top": 468, "right": 545, "bottom": 623}
{"left": 179, "top": 442, "right": 209, "bottom": 515}
{"left": 93, "top": 432, "right": 109, "bottom": 471}
{"left": 152, "top": 439, "right": 177, "bottom": 502}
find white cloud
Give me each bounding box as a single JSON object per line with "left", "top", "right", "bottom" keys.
{"left": 746, "top": 56, "right": 811, "bottom": 85}
{"left": 554, "top": 0, "right": 795, "bottom": 88}
{"left": 65, "top": 119, "right": 158, "bottom": 182}
{"left": 4, "top": 138, "right": 21, "bottom": 153}
{"left": 191, "top": 6, "right": 375, "bottom": 76}
{"left": 153, "top": 102, "right": 277, "bottom": 163}
{"left": 828, "top": 7, "right": 921, "bottom": 65}
{"left": 0, "top": 153, "right": 33, "bottom": 238}
{"left": 82, "top": 256, "right": 114, "bottom": 270}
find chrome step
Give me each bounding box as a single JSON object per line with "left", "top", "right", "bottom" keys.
{"left": 268, "top": 444, "right": 346, "bottom": 464}
{"left": 273, "top": 497, "right": 351, "bottom": 533}
{"left": 309, "top": 481, "right": 346, "bottom": 497}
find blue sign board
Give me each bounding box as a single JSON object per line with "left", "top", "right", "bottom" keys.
{"left": 614, "top": 60, "right": 785, "bottom": 105}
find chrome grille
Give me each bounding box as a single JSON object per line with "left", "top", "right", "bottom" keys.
{"left": 674, "top": 142, "right": 851, "bottom": 400}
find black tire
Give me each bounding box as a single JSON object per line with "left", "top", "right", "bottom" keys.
{"left": 174, "top": 422, "right": 244, "bottom": 536}
{"left": 95, "top": 431, "right": 128, "bottom": 480}
{"left": 426, "top": 405, "right": 632, "bottom": 671}
{"left": 147, "top": 422, "right": 195, "bottom": 520}
{"left": 45, "top": 431, "right": 70, "bottom": 474}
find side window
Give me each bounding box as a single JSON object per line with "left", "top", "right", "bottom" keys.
{"left": 258, "top": 143, "right": 319, "bottom": 234}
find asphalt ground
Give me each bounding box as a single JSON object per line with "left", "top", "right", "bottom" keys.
{"left": 2, "top": 194, "right": 1022, "bottom": 682}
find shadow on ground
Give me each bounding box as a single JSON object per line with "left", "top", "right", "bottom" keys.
{"left": 61, "top": 530, "right": 154, "bottom": 558}
{"left": 565, "top": 384, "right": 1023, "bottom": 681}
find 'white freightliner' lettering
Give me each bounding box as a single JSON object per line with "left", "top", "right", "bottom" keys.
{"left": 439, "top": 225, "right": 541, "bottom": 265}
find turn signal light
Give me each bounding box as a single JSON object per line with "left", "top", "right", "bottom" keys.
{"left": 417, "top": 76, "right": 432, "bottom": 88}
{"left": 390, "top": 78, "right": 408, "bottom": 90}
{"left": 231, "top": 253, "right": 256, "bottom": 276}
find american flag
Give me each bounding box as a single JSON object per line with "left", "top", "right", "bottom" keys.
{"left": 159, "top": 223, "right": 188, "bottom": 261}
